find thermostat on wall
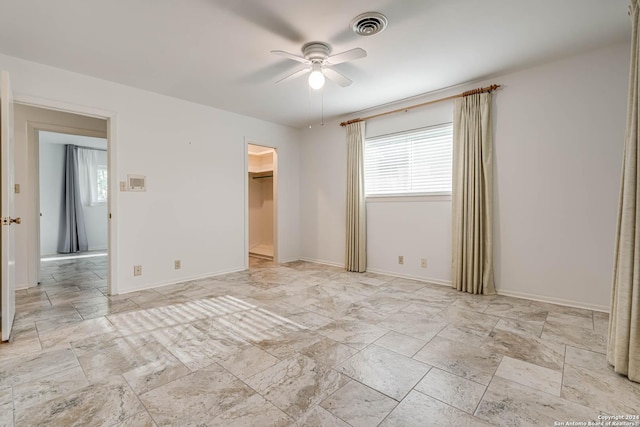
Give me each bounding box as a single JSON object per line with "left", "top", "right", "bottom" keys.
{"left": 127, "top": 174, "right": 146, "bottom": 192}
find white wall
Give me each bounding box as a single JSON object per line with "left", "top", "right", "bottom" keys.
{"left": 13, "top": 104, "right": 108, "bottom": 286}
{"left": 300, "top": 42, "right": 629, "bottom": 311}
{"left": 38, "top": 142, "right": 64, "bottom": 255}
{"left": 3, "top": 53, "right": 300, "bottom": 293}
{"left": 82, "top": 148, "right": 108, "bottom": 251}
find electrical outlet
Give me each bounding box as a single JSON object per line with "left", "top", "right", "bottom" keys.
{"left": 174, "top": 260, "right": 181, "bottom": 270}
{"left": 398, "top": 255, "right": 404, "bottom": 265}
{"left": 421, "top": 258, "right": 427, "bottom": 268}
{"left": 133, "top": 265, "right": 142, "bottom": 276}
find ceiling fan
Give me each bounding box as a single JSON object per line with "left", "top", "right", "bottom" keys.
{"left": 271, "top": 42, "right": 367, "bottom": 89}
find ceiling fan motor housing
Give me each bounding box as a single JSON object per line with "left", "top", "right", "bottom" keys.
{"left": 302, "top": 42, "right": 331, "bottom": 62}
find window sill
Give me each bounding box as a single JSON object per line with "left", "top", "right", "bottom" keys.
{"left": 366, "top": 193, "right": 452, "bottom": 203}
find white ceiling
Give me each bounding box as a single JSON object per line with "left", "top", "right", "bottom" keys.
{"left": 0, "top": 0, "right": 631, "bottom": 128}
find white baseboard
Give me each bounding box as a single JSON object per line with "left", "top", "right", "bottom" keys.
{"left": 299, "top": 257, "right": 344, "bottom": 269}
{"left": 366, "top": 267, "right": 451, "bottom": 287}
{"left": 279, "top": 257, "right": 301, "bottom": 264}
{"left": 113, "top": 266, "right": 247, "bottom": 296}
{"left": 495, "top": 288, "right": 610, "bottom": 313}
{"left": 15, "top": 284, "right": 29, "bottom": 291}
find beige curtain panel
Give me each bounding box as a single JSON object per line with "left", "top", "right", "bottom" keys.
{"left": 608, "top": 0, "right": 640, "bottom": 383}
{"left": 345, "top": 121, "right": 367, "bottom": 273}
{"left": 451, "top": 92, "right": 496, "bottom": 295}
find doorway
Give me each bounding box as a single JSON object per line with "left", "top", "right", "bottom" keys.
{"left": 13, "top": 102, "right": 113, "bottom": 297}
{"left": 247, "top": 143, "right": 277, "bottom": 262}
{"left": 38, "top": 131, "right": 109, "bottom": 289}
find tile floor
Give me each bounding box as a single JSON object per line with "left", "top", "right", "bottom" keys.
{"left": 0, "top": 256, "right": 639, "bottom": 426}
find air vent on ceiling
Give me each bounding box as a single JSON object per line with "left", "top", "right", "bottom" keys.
{"left": 350, "top": 12, "right": 388, "bottom": 36}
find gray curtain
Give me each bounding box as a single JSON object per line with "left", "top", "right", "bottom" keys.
{"left": 451, "top": 92, "right": 495, "bottom": 295}
{"left": 58, "top": 144, "right": 88, "bottom": 253}
{"left": 345, "top": 121, "right": 367, "bottom": 272}
{"left": 608, "top": 0, "right": 640, "bottom": 383}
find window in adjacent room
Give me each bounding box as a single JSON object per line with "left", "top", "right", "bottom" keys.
{"left": 364, "top": 122, "right": 453, "bottom": 197}
{"left": 95, "top": 165, "right": 108, "bottom": 204}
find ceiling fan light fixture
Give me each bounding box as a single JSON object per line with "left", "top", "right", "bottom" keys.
{"left": 308, "top": 64, "right": 325, "bottom": 89}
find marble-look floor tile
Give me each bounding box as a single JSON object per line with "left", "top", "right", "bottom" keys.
{"left": 116, "top": 411, "right": 157, "bottom": 427}
{"left": 78, "top": 333, "right": 183, "bottom": 384}
{"left": 252, "top": 328, "right": 323, "bottom": 360}
{"left": 0, "top": 337, "right": 42, "bottom": 359}
{"left": 374, "top": 331, "right": 427, "bottom": 357}
{"left": 209, "top": 392, "right": 292, "bottom": 427}
{"left": 413, "top": 337, "right": 501, "bottom": 385}
{"left": 437, "top": 306, "right": 500, "bottom": 334}
{"left": 451, "top": 298, "right": 492, "bottom": 313}
{"left": 285, "top": 311, "right": 334, "bottom": 330}
{"left": 562, "top": 363, "right": 640, "bottom": 415}
{"left": 14, "top": 304, "right": 81, "bottom": 325}
{"left": 356, "top": 295, "right": 411, "bottom": 315}
{"left": 140, "top": 362, "right": 256, "bottom": 426}
{"left": 482, "top": 329, "right": 565, "bottom": 371}
{"left": 38, "top": 317, "right": 117, "bottom": 349}
{"left": 0, "top": 347, "right": 79, "bottom": 386}
{"left": 436, "top": 324, "right": 489, "bottom": 347}
{"left": 73, "top": 298, "right": 139, "bottom": 320}
{"left": 0, "top": 386, "right": 12, "bottom": 427}
{"left": 293, "top": 406, "right": 350, "bottom": 427}
{"left": 245, "top": 354, "right": 348, "bottom": 419}
{"left": 564, "top": 345, "right": 608, "bottom": 369}
{"left": 492, "top": 317, "right": 544, "bottom": 338}
{"left": 298, "top": 337, "right": 360, "bottom": 367}
{"left": 121, "top": 354, "right": 191, "bottom": 395}
{"left": 318, "top": 319, "right": 388, "bottom": 350}
{"left": 337, "top": 345, "right": 431, "bottom": 400}
{"left": 380, "top": 390, "right": 494, "bottom": 427}
{"left": 14, "top": 375, "right": 143, "bottom": 427}
{"left": 541, "top": 321, "right": 607, "bottom": 353}
{"left": 484, "top": 302, "right": 548, "bottom": 322}
{"left": 475, "top": 377, "right": 600, "bottom": 426}
{"left": 320, "top": 380, "right": 398, "bottom": 427}
{"left": 151, "top": 322, "right": 248, "bottom": 371}
{"left": 379, "top": 312, "right": 447, "bottom": 341}
{"left": 593, "top": 311, "right": 609, "bottom": 334}
{"left": 217, "top": 344, "right": 280, "bottom": 381}
{"left": 546, "top": 311, "right": 593, "bottom": 330}
{"left": 414, "top": 368, "right": 486, "bottom": 414}
{"left": 494, "top": 356, "right": 562, "bottom": 396}
{"left": 12, "top": 366, "right": 89, "bottom": 411}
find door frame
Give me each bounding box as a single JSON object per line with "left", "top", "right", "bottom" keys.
{"left": 16, "top": 94, "right": 119, "bottom": 295}
{"left": 29, "top": 123, "right": 108, "bottom": 285}
{"left": 244, "top": 138, "right": 278, "bottom": 268}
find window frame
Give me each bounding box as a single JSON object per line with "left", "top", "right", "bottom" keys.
{"left": 364, "top": 122, "right": 453, "bottom": 200}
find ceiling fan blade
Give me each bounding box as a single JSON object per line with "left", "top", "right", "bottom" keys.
{"left": 276, "top": 67, "right": 310, "bottom": 84}
{"left": 326, "top": 48, "right": 367, "bottom": 65}
{"left": 271, "top": 50, "right": 309, "bottom": 64}
{"left": 323, "top": 67, "right": 352, "bottom": 87}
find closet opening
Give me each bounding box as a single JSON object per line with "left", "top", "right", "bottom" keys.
{"left": 247, "top": 143, "right": 277, "bottom": 262}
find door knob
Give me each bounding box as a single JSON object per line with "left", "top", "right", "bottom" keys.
{"left": 10, "top": 217, "right": 21, "bottom": 224}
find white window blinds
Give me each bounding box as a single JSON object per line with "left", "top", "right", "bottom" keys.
{"left": 364, "top": 123, "right": 453, "bottom": 196}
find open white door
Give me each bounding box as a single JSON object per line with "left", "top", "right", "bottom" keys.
{"left": 1, "top": 70, "right": 17, "bottom": 342}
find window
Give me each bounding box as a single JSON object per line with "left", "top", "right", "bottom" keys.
{"left": 364, "top": 123, "right": 453, "bottom": 197}
{"left": 95, "top": 165, "right": 108, "bottom": 204}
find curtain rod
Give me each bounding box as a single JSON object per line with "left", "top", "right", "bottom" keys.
{"left": 339, "top": 84, "right": 500, "bottom": 127}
